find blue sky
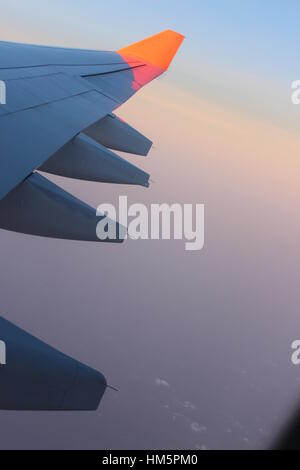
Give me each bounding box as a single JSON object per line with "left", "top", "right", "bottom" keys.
{"left": 2, "top": 0, "right": 300, "bottom": 134}
{"left": 1, "top": 0, "right": 300, "bottom": 80}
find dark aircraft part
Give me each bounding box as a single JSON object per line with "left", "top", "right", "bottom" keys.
{"left": 273, "top": 404, "right": 300, "bottom": 449}
{"left": 40, "top": 133, "right": 150, "bottom": 187}
{"left": 0, "top": 316, "right": 106, "bottom": 411}
{"left": 84, "top": 113, "right": 153, "bottom": 157}
{"left": 0, "top": 172, "right": 125, "bottom": 242}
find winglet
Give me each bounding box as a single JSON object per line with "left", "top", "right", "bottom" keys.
{"left": 118, "top": 30, "right": 185, "bottom": 70}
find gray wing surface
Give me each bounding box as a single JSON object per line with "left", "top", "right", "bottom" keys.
{"left": 0, "top": 30, "right": 184, "bottom": 241}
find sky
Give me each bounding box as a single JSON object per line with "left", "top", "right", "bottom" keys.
{"left": 2, "top": 0, "right": 300, "bottom": 132}
{"left": 1, "top": 0, "right": 300, "bottom": 450}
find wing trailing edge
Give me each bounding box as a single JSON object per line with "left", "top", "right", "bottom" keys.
{"left": 84, "top": 114, "right": 153, "bottom": 157}
{"left": 40, "top": 134, "right": 150, "bottom": 188}
{"left": 0, "top": 173, "right": 125, "bottom": 242}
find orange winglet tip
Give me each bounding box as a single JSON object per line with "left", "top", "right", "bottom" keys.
{"left": 118, "top": 30, "right": 185, "bottom": 70}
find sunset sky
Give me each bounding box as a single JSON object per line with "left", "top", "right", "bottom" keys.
{"left": 1, "top": 0, "right": 300, "bottom": 450}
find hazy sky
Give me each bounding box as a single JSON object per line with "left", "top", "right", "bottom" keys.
{"left": 1, "top": 0, "right": 300, "bottom": 450}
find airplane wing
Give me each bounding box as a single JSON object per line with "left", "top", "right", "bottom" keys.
{"left": 0, "top": 30, "right": 184, "bottom": 241}
{"left": 0, "top": 316, "right": 106, "bottom": 410}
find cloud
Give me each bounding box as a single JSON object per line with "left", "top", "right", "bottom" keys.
{"left": 182, "top": 401, "right": 196, "bottom": 410}
{"left": 155, "top": 378, "right": 170, "bottom": 388}
{"left": 190, "top": 422, "right": 207, "bottom": 433}
{"left": 195, "top": 444, "right": 209, "bottom": 451}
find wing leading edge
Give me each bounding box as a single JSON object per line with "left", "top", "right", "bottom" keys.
{"left": 0, "top": 30, "right": 184, "bottom": 241}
